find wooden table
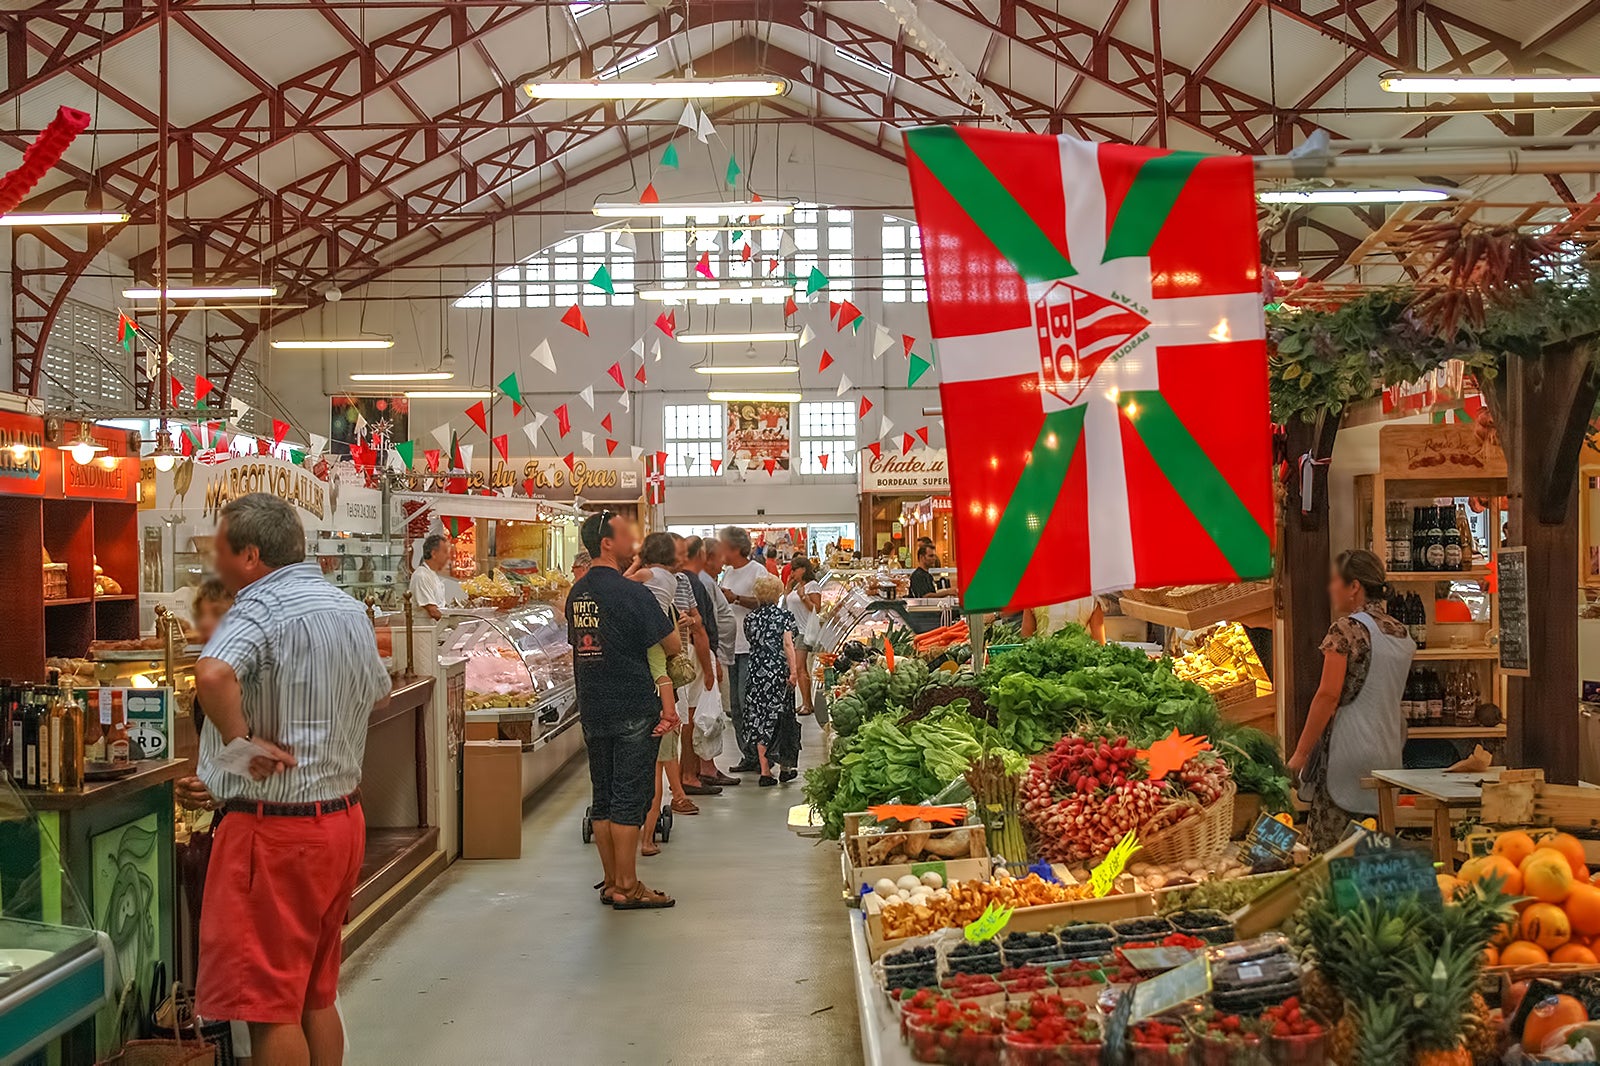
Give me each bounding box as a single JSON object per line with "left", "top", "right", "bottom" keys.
{"left": 1370, "top": 766, "right": 1506, "bottom": 871}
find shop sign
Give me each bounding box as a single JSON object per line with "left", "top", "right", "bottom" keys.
{"left": 0, "top": 410, "right": 46, "bottom": 496}
{"left": 858, "top": 448, "right": 950, "bottom": 494}
{"left": 199, "top": 456, "right": 328, "bottom": 522}
{"left": 394, "top": 456, "right": 643, "bottom": 504}
{"left": 329, "top": 481, "right": 384, "bottom": 535}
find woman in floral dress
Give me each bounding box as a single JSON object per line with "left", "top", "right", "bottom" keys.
{"left": 743, "top": 574, "right": 801, "bottom": 787}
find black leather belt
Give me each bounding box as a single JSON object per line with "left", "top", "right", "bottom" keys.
{"left": 218, "top": 791, "right": 361, "bottom": 819}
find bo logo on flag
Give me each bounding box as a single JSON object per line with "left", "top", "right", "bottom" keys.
{"left": 904, "top": 127, "right": 1274, "bottom": 612}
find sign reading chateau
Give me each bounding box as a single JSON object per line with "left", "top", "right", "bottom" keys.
{"left": 858, "top": 449, "right": 950, "bottom": 494}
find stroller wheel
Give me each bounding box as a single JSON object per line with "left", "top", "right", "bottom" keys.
{"left": 657, "top": 804, "right": 673, "bottom": 843}
{"left": 581, "top": 806, "right": 594, "bottom": 844}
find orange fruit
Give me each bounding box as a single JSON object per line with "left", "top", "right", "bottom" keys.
{"left": 1565, "top": 882, "right": 1600, "bottom": 936}
{"left": 1484, "top": 943, "right": 1501, "bottom": 967}
{"left": 1523, "top": 849, "right": 1576, "bottom": 903}
{"left": 1467, "top": 854, "right": 1524, "bottom": 896}
{"left": 1522, "top": 995, "right": 1589, "bottom": 1053}
{"left": 1546, "top": 833, "right": 1589, "bottom": 878}
{"left": 1499, "top": 940, "right": 1551, "bottom": 967}
{"left": 1496, "top": 830, "right": 1539, "bottom": 868}
{"left": 1437, "top": 873, "right": 1461, "bottom": 900}
{"left": 1522, "top": 902, "right": 1573, "bottom": 950}
{"left": 1553, "top": 943, "right": 1599, "bottom": 965}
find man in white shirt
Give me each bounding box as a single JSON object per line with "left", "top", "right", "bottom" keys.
{"left": 691, "top": 537, "right": 739, "bottom": 787}
{"left": 718, "top": 525, "right": 764, "bottom": 774}
{"left": 410, "top": 533, "right": 460, "bottom": 620}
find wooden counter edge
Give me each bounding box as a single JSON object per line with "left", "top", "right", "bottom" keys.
{"left": 23, "top": 758, "right": 189, "bottom": 810}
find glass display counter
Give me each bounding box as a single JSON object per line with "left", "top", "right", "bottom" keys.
{"left": 437, "top": 605, "right": 575, "bottom": 726}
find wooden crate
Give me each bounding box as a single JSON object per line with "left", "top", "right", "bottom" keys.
{"left": 1479, "top": 770, "right": 1600, "bottom": 833}
{"left": 864, "top": 890, "right": 1154, "bottom": 960}
{"left": 843, "top": 811, "right": 989, "bottom": 885}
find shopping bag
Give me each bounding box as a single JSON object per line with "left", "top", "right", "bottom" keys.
{"left": 693, "top": 683, "right": 726, "bottom": 758}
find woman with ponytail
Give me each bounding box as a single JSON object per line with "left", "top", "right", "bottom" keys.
{"left": 1288, "top": 549, "right": 1416, "bottom": 849}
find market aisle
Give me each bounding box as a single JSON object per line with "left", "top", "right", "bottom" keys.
{"left": 338, "top": 718, "right": 860, "bottom": 1064}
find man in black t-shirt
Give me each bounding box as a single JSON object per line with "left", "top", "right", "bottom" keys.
{"left": 909, "top": 542, "right": 959, "bottom": 599}
{"left": 566, "top": 511, "right": 678, "bottom": 909}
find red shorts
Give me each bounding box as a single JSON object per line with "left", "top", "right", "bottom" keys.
{"left": 196, "top": 803, "right": 365, "bottom": 1024}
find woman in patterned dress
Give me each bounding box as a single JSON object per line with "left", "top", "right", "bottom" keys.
{"left": 1288, "top": 549, "right": 1415, "bottom": 850}
{"left": 742, "top": 574, "right": 801, "bottom": 787}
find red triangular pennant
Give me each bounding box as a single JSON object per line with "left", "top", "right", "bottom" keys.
{"left": 784, "top": 295, "right": 797, "bottom": 317}
{"left": 512, "top": 401, "right": 523, "bottom": 416}
{"left": 179, "top": 430, "right": 194, "bottom": 457}
{"left": 903, "top": 334, "right": 916, "bottom": 358}
{"left": 819, "top": 453, "right": 829, "bottom": 470}
{"left": 836, "top": 300, "right": 861, "bottom": 331}
{"left": 763, "top": 457, "right": 776, "bottom": 475}
{"left": 769, "top": 258, "right": 779, "bottom": 272}
{"left": 711, "top": 458, "right": 723, "bottom": 474}
{"left": 601, "top": 413, "right": 614, "bottom": 433}
{"left": 606, "top": 362, "right": 625, "bottom": 389}
{"left": 917, "top": 426, "right": 930, "bottom": 445}
{"left": 818, "top": 350, "right": 834, "bottom": 373}
{"left": 858, "top": 396, "right": 874, "bottom": 419}
{"left": 902, "top": 433, "right": 915, "bottom": 455}
{"left": 561, "top": 304, "right": 589, "bottom": 336}
{"left": 867, "top": 441, "right": 882, "bottom": 461}
{"left": 640, "top": 183, "right": 659, "bottom": 204}
{"left": 562, "top": 452, "right": 576, "bottom": 471}
{"left": 257, "top": 438, "right": 270, "bottom": 455}
{"left": 424, "top": 449, "right": 441, "bottom": 472}
{"left": 654, "top": 311, "right": 676, "bottom": 338}
{"left": 828, "top": 300, "right": 841, "bottom": 320}
{"left": 522, "top": 477, "right": 536, "bottom": 497}
{"left": 465, "top": 401, "right": 488, "bottom": 434}
{"left": 170, "top": 378, "right": 183, "bottom": 405}
{"left": 695, "top": 251, "right": 714, "bottom": 279}
{"left": 635, "top": 365, "right": 647, "bottom": 386}
{"left": 740, "top": 243, "right": 752, "bottom": 262}
{"left": 605, "top": 438, "right": 618, "bottom": 455}
{"left": 553, "top": 404, "right": 571, "bottom": 437}
{"left": 491, "top": 434, "right": 508, "bottom": 462}
{"left": 271, "top": 419, "right": 290, "bottom": 446}
{"left": 194, "top": 375, "right": 215, "bottom": 402}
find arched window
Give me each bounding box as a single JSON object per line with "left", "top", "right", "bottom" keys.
{"left": 456, "top": 230, "right": 635, "bottom": 309}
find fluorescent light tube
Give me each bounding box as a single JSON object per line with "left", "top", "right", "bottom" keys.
{"left": 640, "top": 286, "right": 793, "bottom": 303}
{"left": 1380, "top": 73, "right": 1600, "bottom": 95}
{"left": 123, "top": 286, "right": 279, "bottom": 299}
{"left": 593, "top": 201, "right": 792, "bottom": 219}
{"left": 0, "top": 211, "right": 129, "bottom": 226}
{"left": 273, "top": 338, "right": 395, "bottom": 350}
{"left": 402, "top": 390, "right": 492, "bottom": 399}
{"left": 694, "top": 366, "right": 800, "bottom": 375}
{"left": 1257, "top": 188, "right": 1453, "bottom": 205}
{"left": 1273, "top": 269, "right": 1303, "bottom": 281}
{"left": 525, "top": 78, "right": 788, "bottom": 100}
{"left": 350, "top": 372, "right": 454, "bottom": 382}
{"left": 677, "top": 331, "right": 801, "bottom": 344}
{"left": 707, "top": 391, "right": 803, "bottom": 402}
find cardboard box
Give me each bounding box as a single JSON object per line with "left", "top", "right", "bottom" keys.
{"left": 463, "top": 740, "right": 523, "bottom": 859}
{"left": 465, "top": 720, "right": 498, "bottom": 742}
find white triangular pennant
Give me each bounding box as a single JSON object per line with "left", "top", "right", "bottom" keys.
{"left": 696, "top": 110, "right": 715, "bottom": 143}
{"left": 650, "top": 339, "right": 662, "bottom": 362}
{"left": 836, "top": 374, "right": 853, "bottom": 397}
{"left": 678, "top": 103, "right": 698, "bottom": 130}
{"left": 522, "top": 421, "right": 542, "bottom": 449}
{"left": 581, "top": 431, "right": 595, "bottom": 455}
{"left": 458, "top": 443, "right": 474, "bottom": 469}
{"left": 388, "top": 451, "right": 407, "bottom": 473}
{"left": 308, "top": 433, "right": 328, "bottom": 456}
{"left": 431, "top": 424, "right": 452, "bottom": 450}
{"left": 530, "top": 411, "right": 548, "bottom": 437}
{"left": 612, "top": 228, "right": 636, "bottom": 254}
{"left": 629, "top": 337, "right": 645, "bottom": 361}
{"left": 798, "top": 324, "right": 816, "bottom": 348}
{"left": 630, "top": 446, "right": 644, "bottom": 462}
{"left": 578, "top": 385, "right": 594, "bottom": 409}
{"left": 528, "top": 338, "right": 556, "bottom": 373}
{"left": 779, "top": 232, "right": 798, "bottom": 259}
{"left": 230, "top": 396, "right": 250, "bottom": 420}
{"left": 880, "top": 415, "right": 895, "bottom": 440}
{"left": 354, "top": 412, "right": 368, "bottom": 437}
{"left": 872, "top": 325, "right": 894, "bottom": 360}
{"left": 617, "top": 391, "right": 631, "bottom": 413}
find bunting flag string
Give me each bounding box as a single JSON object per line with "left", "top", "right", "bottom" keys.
{"left": 394, "top": 440, "right": 416, "bottom": 469}
{"left": 710, "top": 458, "right": 723, "bottom": 474}
{"left": 661, "top": 142, "right": 681, "bottom": 168}
{"left": 835, "top": 300, "right": 862, "bottom": 332}
{"left": 798, "top": 324, "right": 816, "bottom": 348}
{"left": 818, "top": 453, "right": 830, "bottom": 470}
{"left": 521, "top": 422, "right": 542, "bottom": 450}
{"left": 695, "top": 252, "right": 714, "bottom": 279}
{"left": 601, "top": 412, "right": 614, "bottom": 433}
{"left": 578, "top": 385, "right": 594, "bottom": 409}
{"left": 271, "top": 419, "right": 290, "bottom": 446}
{"left": 635, "top": 365, "right": 647, "bottom": 386}
{"left": 581, "top": 431, "right": 595, "bottom": 455}
{"left": 763, "top": 457, "right": 776, "bottom": 476}
{"left": 630, "top": 446, "right": 644, "bottom": 462}
{"left": 677, "top": 103, "right": 698, "bottom": 131}
{"left": 902, "top": 433, "right": 916, "bottom": 455}
{"left": 629, "top": 337, "right": 645, "bottom": 361}
{"left": 605, "top": 362, "right": 625, "bottom": 389}
{"left": 872, "top": 325, "right": 894, "bottom": 360}
{"left": 917, "top": 426, "right": 931, "bottom": 445}
{"left": 784, "top": 295, "right": 798, "bottom": 317}
{"left": 554, "top": 404, "right": 571, "bottom": 437}
{"left": 640, "top": 182, "right": 660, "bottom": 204}
{"left": 464, "top": 401, "right": 488, "bottom": 435}
{"left": 654, "top": 311, "right": 676, "bottom": 338}
{"left": 308, "top": 433, "right": 329, "bottom": 456}
{"left": 725, "top": 155, "right": 741, "bottom": 187}
{"left": 528, "top": 338, "right": 556, "bottom": 373}
{"left": 589, "top": 266, "right": 615, "bottom": 295}
{"left": 424, "top": 449, "right": 440, "bottom": 472}
{"left": 908, "top": 353, "right": 934, "bottom": 387}
{"left": 194, "top": 375, "right": 215, "bottom": 404}
{"left": 561, "top": 304, "right": 589, "bottom": 336}
{"left": 497, "top": 373, "right": 524, "bottom": 415}
{"left": 606, "top": 438, "right": 619, "bottom": 456}
{"left": 617, "top": 391, "right": 632, "bottom": 413}
{"left": 881, "top": 415, "right": 896, "bottom": 440}
{"left": 806, "top": 266, "right": 829, "bottom": 295}
{"left": 431, "top": 424, "right": 452, "bottom": 450}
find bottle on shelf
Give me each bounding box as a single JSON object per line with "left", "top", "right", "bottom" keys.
{"left": 44, "top": 669, "right": 64, "bottom": 792}
{"left": 1456, "top": 505, "right": 1475, "bottom": 566}
{"left": 1402, "top": 668, "right": 1419, "bottom": 726}
{"left": 21, "top": 684, "right": 42, "bottom": 788}
{"left": 106, "top": 692, "right": 130, "bottom": 765}
{"left": 53, "top": 675, "right": 83, "bottom": 791}
{"left": 1411, "top": 506, "right": 1425, "bottom": 572}
{"left": 1440, "top": 501, "right": 1462, "bottom": 572}
{"left": 0, "top": 680, "right": 14, "bottom": 782}
{"left": 1422, "top": 506, "right": 1445, "bottom": 571}
{"left": 1425, "top": 668, "right": 1445, "bottom": 726}
{"left": 1442, "top": 667, "right": 1459, "bottom": 723}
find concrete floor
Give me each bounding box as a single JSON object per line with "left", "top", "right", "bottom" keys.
{"left": 339, "top": 718, "right": 861, "bottom": 1064}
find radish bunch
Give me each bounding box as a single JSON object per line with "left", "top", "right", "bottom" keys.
{"left": 1043, "top": 734, "right": 1137, "bottom": 795}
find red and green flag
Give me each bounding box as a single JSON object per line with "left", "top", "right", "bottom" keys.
{"left": 118, "top": 313, "right": 138, "bottom": 353}
{"left": 902, "top": 126, "right": 1273, "bottom": 611}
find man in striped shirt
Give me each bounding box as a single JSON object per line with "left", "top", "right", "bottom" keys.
{"left": 193, "top": 493, "right": 392, "bottom": 1066}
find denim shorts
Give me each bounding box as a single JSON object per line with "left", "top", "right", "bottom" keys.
{"left": 582, "top": 715, "right": 658, "bottom": 827}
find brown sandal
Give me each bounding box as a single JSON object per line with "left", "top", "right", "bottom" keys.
{"left": 640, "top": 842, "right": 660, "bottom": 857}
{"left": 670, "top": 797, "right": 700, "bottom": 815}
{"left": 610, "top": 882, "right": 675, "bottom": 909}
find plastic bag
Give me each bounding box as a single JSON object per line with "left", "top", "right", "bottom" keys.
{"left": 693, "top": 683, "right": 726, "bottom": 758}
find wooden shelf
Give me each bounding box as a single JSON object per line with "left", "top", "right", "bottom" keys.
{"left": 44, "top": 597, "right": 93, "bottom": 606}
{"left": 1117, "top": 584, "right": 1274, "bottom": 630}
{"left": 94, "top": 594, "right": 137, "bottom": 602}
{"left": 1407, "top": 725, "right": 1507, "bottom": 738}
{"left": 1414, "top": 647, "right": 1499, "bottom": 660}
{"left": 1391, "top": 569, "right": 1491, "bottom": 581}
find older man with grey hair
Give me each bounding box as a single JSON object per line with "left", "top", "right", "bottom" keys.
{"left": 193, "top": 493, "right": 392, "bottom": 1065}
{"left": 718, "top": 525, "right": 764, "bottom": 774}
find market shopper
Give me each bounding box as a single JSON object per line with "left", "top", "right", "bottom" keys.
{"left": 679, "top": 536, "right": 725, "bottom": 792}
{"left": 696, "top": 538, "right": 740, "bottom": 787}
{"left": 1288, "top": 548, "right": 1415, "bottom": 851}
{"left": 410, "top": 533, "right": 460, "bottom": 620}
{"left": 1021, "top": 595, "right": 1106, "bottom": 642}
{"left": 193, "top": 494, "right": 392, "bottom": 1066}
{"left": 567, "top": 510, "right": 680, "bottom": 909}
{"left": 743, "top": 574, "right": 802, "bottom": 787}
{"left": 784, "top": 556, "right": 823, "bottom": 716}
{"left": 719, "top": 526, "right": 765, "bottom": 774}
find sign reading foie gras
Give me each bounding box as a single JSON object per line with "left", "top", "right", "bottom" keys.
{"left": 859, "top": 448, "right": 950, "bottom": 494}
{"left": 394, "top": 456, "right": 643, "bottom": 504}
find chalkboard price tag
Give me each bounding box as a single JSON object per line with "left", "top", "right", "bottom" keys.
{"left": 1497, "top": 546, "right": 1530, "bottom": 676}
{"left": 1329, "top": 847, "right": 1441, "bottom": 913}
{"left": 1243, "top": 813, "right": 1301, "bottom": 866}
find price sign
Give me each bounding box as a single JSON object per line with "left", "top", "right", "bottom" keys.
{"left": 1329, "top": 847, "right": 1441, "bottom": 913}
{"left": 1089, "top": 830, "right": 1139, "bottom": 897}
{"left": 963, "top": 902, "right": 1013, "bottom": 943}
{"left": 1497, "top": 546, "right": 1529, "bottom": 675}
{"left": 1243, "top": 813, "right": 1301, "bottom": 866}
{"left": 1120, "top": 945, "right": 1200, "bottom": 972}
{"left": 1130, "top": 954, "right": 1212, "bottom": 1022}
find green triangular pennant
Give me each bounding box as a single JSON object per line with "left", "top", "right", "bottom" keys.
{"left": 785, "top": 271, "right": 798, "bottom": 288}
{"left": 731, "top": 229, "right": 744, "bottom": 242}
{"left": 589, "top": 265, "right": 615, "bottom": 296}
{"left": 805, "top": 266, "right": 829, "bottom": 295}
{"left": 661, "top": 142, "right": 680, "bottom": 168}
{"left": 289, "top": 448, "right": 306, "bottom": 465}
{"left": 497, "top": 372, "right": 524, "bottom": 408}
{"left": 725, "top": 155, "right": 741, "bottom": 187}
{"left": 908, "top": 353, "right": 933, "bottom": 387}
{"left": 394, "top": 440, "right": 415, "bottom": 469}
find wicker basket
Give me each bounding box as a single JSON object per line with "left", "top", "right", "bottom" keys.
{"left": 1121, "top": 587, "right": 1170, "bottom": 607}
{"left": 43, "top": 563, "right": 68, "bottom": 600}
{"left": 1136, "top": 782, "right": 1237, "bottom": 867}
{"left": 1210, "top": 678, "right": 1258, "bottom": 708}
{"left": 1160, "top": 581, "right": 1270, "bottom": 613}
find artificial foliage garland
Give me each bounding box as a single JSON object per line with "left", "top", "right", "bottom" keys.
{"left": 1267, "top": 271, "right": 1600, "bottom": 425}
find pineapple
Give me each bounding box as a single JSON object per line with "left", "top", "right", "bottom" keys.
{"left": 1461, "top": 992, "right": 1497, "bottom": 1066}
{"left": 1301, "top": 965, "right": 1345, "bottom": 1026}
{"left": 1344, "top": 993, "right": 1408, "bottom": 1066}
{"left": 1400, "top": 932, "right": 1479, "bottom": 1066}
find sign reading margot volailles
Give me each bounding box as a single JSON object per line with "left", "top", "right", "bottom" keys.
{"left": 202, "top": 458, "right": 327, "bottom": 521}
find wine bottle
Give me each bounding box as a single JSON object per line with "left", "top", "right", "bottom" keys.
{"left": 0, "top": 680, "right": 14, "bottom": 782}
{"left": 106, "top": 692, "right": 130, "bottom": 765}
{"left": 1392, "top": 503, "right": 1411, "bottom": 572}
{"left": 1441, "top": 502, "right": 1462, "bottom": 572}
{"left": 1422, "top": 506, "right": 1445, "bottom": 570}
{"left": 54, "top": 677, "right": 83, "bottom": 791}
{"left": 22, "top": 686, "right": 43, "bottom": 788}
{"left": 1426, "top": 669, "right": 1445, "bottom": 725}
{"left": 1411, "top": 506, "right": 1425, "bottom": 571}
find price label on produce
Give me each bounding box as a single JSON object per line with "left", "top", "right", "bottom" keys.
{"left": 962, "top": 902, "right": 1013, "bottom": 943}
{"left": 1088, "top": 830, "right": 1140, "bottom": 897}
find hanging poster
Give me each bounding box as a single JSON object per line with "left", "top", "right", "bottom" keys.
{"left": 725, "top": 401, "right": 791, "bottom": 476}
{"left": 331, "top": 394, "right": 408, "bottom": 456}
